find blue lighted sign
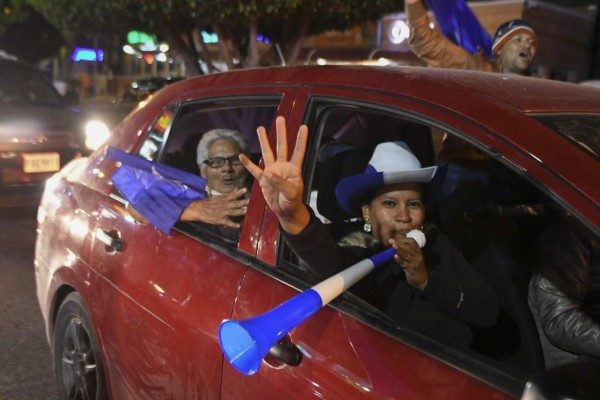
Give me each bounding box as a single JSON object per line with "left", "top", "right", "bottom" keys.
{"left": 201, "top": 31, "right": 218, "bottom": 44}
{"left": 72, "top": 47, "right": 104, "bottom": 62}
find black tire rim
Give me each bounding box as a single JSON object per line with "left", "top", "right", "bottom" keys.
{"left": 59, "top": 316, "right": 99, "bottom": 400}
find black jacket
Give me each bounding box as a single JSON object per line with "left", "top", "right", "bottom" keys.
{"left": 528, "top": 215, "right": 600, "bottom": 368}
{"left": 282, "top": 213, "right": 499, "bottom": 349}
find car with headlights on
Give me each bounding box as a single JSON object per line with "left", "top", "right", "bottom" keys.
{"left": 35, "top": 66, "right": 599, "bottom": 399}
{"left": 0, "top": 58, "right": 110, "bottom": 207}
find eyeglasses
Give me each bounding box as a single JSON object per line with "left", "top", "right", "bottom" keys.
{"left": 203, "top": 155, "right": 242, "bottom": 168}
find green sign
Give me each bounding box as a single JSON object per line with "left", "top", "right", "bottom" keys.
{"left": 127, "top": 31, "right": 156, "bottom": 45}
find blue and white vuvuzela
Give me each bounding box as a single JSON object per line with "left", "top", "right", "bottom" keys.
{"left": 218, "top": 229, "right": 426, "bottom": 375}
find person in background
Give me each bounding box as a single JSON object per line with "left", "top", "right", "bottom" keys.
{"left": 528, "top": 213, "right": 600, "bottom": 368}
{"left": 405, "top": 0, "right": 544, "bottom": 259}
{"left": 405, "top": 0, "right": 537, "bottom": 76}
{"left": 240, "top": 116, "right": 499, "bottom": 349}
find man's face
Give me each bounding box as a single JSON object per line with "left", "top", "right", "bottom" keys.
{"left": 201, "top": 138, "right": 248, "bottom": 194}
{"left": 497, "top": 32, "right": 536, "bottom": 75}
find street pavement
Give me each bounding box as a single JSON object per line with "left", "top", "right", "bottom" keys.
{"left": 0, "top": 206, "right": 59, "bottom": 400}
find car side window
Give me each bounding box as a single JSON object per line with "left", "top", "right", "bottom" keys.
{"left": 280, "top": 103, "right": 438, "bottom": 316}
{"left": 280, "top": 99, "right": 578, "bottom": 380}
{"left": 308, "top": 107, "right": 435, "bottom": 236}
{"left": 430, "top": 130, "right": 552, "bottom": 373}
{"left": 158, "top": 98, "right": 280, "bottom": 245}
{"left": 283, "top": 103, "right": 436, "bottom": 275}
{"left": 432, "top": 130, "right": 599, "bottom": 375}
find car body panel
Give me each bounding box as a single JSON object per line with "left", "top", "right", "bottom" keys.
{"left": 89, "top": 199, "right": 245, "bottom": 399}
{"left": 34, "top": 157, "right": 104, "bottom": 342}
{"left": 222, "top": 266, "right": 514, "bottom": 399}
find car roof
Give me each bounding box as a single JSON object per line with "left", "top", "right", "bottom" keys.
{"left": 165, "top": 65, "right": 600, "bottom": 114}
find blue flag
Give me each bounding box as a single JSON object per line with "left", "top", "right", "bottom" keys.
{"left": 426, "top": 0, "right": 493, "bottom": 59}
{"left": 106, "top": 146, "right": 207, "bottom": 235}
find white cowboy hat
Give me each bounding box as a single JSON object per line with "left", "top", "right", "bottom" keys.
{"left": 334, "top": 141, "right": 437, "bottom": 216}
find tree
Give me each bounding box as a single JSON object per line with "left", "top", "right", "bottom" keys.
{"left": 27, "top": 0, "right": 208, "bottom": 75}
{"left": 0, "top": 0, "right": 64, "bottom": 63}
{"left": 187, "top": 0, "right": 400, "bottom": 68}
{"left": 25, "top": 0, "right": 401, "bottom": 76}
{"left": 0, "top": 0, "right": 29, "bottom": 36}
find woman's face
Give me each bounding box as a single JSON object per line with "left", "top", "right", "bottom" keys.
{"left": 361, "top": 182, "right": 426, "bottom": 246}
{"left": 201, "top": 138, "right": 248, "bottom": 194}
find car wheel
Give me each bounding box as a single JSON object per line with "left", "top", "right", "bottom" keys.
{"left": 53, "top": 292, "right": 107, "bottom": 400}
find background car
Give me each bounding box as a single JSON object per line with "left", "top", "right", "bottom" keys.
{"left": 35, "top": 66, "right": 599, "bottom": 399}
{"left": 0, "top": 58, "right": 109, "bottom": 207}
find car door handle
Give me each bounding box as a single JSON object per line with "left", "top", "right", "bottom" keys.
{"left": 95, "top": 229, "right": 123, "bottom": 252}
{"left": 268, "top": 341, "right": 302, "bottom": 367}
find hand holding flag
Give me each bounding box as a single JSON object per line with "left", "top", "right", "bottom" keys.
{"left": 106, "top": 146, "right": 207, "bottom": 235}
{"left": 426, "top": 0, "right": 493, "bottom": 59}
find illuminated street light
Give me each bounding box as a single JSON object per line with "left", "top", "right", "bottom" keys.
{"left": 388, "top": 20, "right": 409, "bottom": 45}
{"left": 123, "top": 45, "right": 138, "bottom": 55}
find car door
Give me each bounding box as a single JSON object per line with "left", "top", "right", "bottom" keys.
{"left": 220, "top": 87, "right": 571, "bottom": 399}
{"left": 87, "top": 95, "right": 286, "bottom": 399}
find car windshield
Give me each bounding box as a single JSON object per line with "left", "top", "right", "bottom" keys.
{"left": 532, "top": 114, "right": 600, "bottom": 160}
{"left": 0, "top": 64, "right": 64, "bottom": 107}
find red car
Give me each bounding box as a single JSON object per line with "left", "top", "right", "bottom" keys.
{"left": 35, "top": 66, "right": 599, "bottom": 399}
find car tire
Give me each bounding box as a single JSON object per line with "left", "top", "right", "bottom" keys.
{"left": 53, "top": 292, "right": 107, "bottom": 400}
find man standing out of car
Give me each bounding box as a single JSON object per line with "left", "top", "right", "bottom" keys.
{"left": 405, "top": 0, "right": 537, "bottom": 76}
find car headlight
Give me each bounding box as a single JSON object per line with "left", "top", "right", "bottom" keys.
{"left": 84, "top": 120, "right": 110, "bottom": 150}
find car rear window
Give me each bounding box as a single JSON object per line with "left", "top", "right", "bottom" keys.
{"left": 531, "top": 114, "right": 600, "bottom": 160}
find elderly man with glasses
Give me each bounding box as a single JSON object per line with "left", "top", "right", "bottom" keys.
{"left": 126, "top": 128, "right": 250, "bottom": 237}
{"left": 178, "top": 129, "right": 250, "bottom": 232}
{"left": 195, "top": 129, "right": 249, "bottom": 196}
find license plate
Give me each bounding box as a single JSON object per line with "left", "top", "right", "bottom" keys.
{"left": 22, "top": 152, "right": 60, "bottom": 173}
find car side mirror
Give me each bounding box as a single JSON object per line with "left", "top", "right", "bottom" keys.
{"left": 521, "top": 361, "right": 600, "bottom": 400}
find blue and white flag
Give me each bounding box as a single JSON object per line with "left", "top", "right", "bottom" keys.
{"left": 426, "top": 0, "right": 493, "bottom": 59}
{"left": 107, "top": 146, "right": 207, "bottom": 235}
